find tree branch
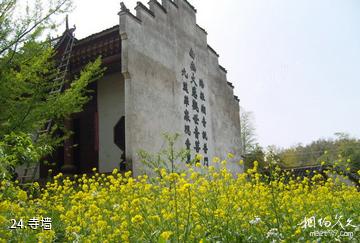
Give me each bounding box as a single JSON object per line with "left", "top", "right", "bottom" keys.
{"left": 0, "top": 0, "right": 69, "bottom": 56}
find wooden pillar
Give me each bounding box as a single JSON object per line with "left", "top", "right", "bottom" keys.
{"left": 61, "top": 118, "right": 76, "bottom": 173}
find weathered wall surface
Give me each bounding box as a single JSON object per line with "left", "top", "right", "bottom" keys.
{"left": 119, "top": 0, "right": 242, "bottom": 176}
{"left": 97, "top": 72, "right": 125, "bottom": 173}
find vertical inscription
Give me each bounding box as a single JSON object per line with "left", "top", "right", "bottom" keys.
{"left": 181, "top": 48, "right": 209, "bottom": 165}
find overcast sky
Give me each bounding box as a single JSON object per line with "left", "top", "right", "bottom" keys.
{"left": 67, "top": 0, "right": 360, "bottom": 149}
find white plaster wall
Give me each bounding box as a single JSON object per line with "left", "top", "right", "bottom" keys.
{"left": 97, "top": 72, "right": 125, "bottom": 173}
{"left": 120, "top": 0, "right": 243, "bottom": 176}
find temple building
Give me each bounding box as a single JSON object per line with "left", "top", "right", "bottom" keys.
{"left": 37, "top": 0, "right": 243, "bottom": 178}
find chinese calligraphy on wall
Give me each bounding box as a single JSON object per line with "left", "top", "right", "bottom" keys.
{"left": 181, "top": 48, "right": 209, "bottom": 166}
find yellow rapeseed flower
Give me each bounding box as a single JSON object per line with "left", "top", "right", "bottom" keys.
{"left": 195, "top": 154, "right": 203, "bottom": 161}
{"left": 160, "top": 231, "right": 173, "bottom": 240}
{"left": 212, "top": 157, "right": 220, "bottom": 163}
{"left": 17, "top": 190, "right": 27, "bottom": 201}
{"left": 1, "top": 154, "right": 359, "bottom": 242}
{"left": 131, "top": 215, "right": 144, "bottom": 224}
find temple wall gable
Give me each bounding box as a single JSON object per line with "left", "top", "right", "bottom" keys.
{"left": 119, "top": 0, "right": 242, "bottom": 175}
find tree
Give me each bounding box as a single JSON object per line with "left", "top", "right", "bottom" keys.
{"left": 334, "top": 133, "right": 360, "bottom": 172}
{"left": 240, "top": 106, "right": 257, "bottom": 154}
{"left": 278, "top": 133, "right": 360, "bottom": 172}
{"left": 0, "top": 0, "right": 103, "bottom": 179}
{"left": 243, "top": 144, "right": 266, "bottom": 171}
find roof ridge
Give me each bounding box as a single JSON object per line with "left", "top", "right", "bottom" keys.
{"left": 76, "top": 25, "right": 120, "bottom": 44}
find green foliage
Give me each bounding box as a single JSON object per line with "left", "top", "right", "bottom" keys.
{"left": 0, "top": 0, "right": 72, "bottom": 57}
{"left": 278, "top": 133, "right": 360, "bottom": 172}
{"left": 243, "top": 144, "right": 266, "bottom": 171}
{"left": 0, "top": 0, "right": 104, "bottom": 177}
{"left": 0, "top": 132, "right": 52, "bottom": 180}
{"left": 319, "top": 134, "right": 360, "bottom": 172}
{"left": 339, "top": 140, "right": 360, "bottom": 171}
